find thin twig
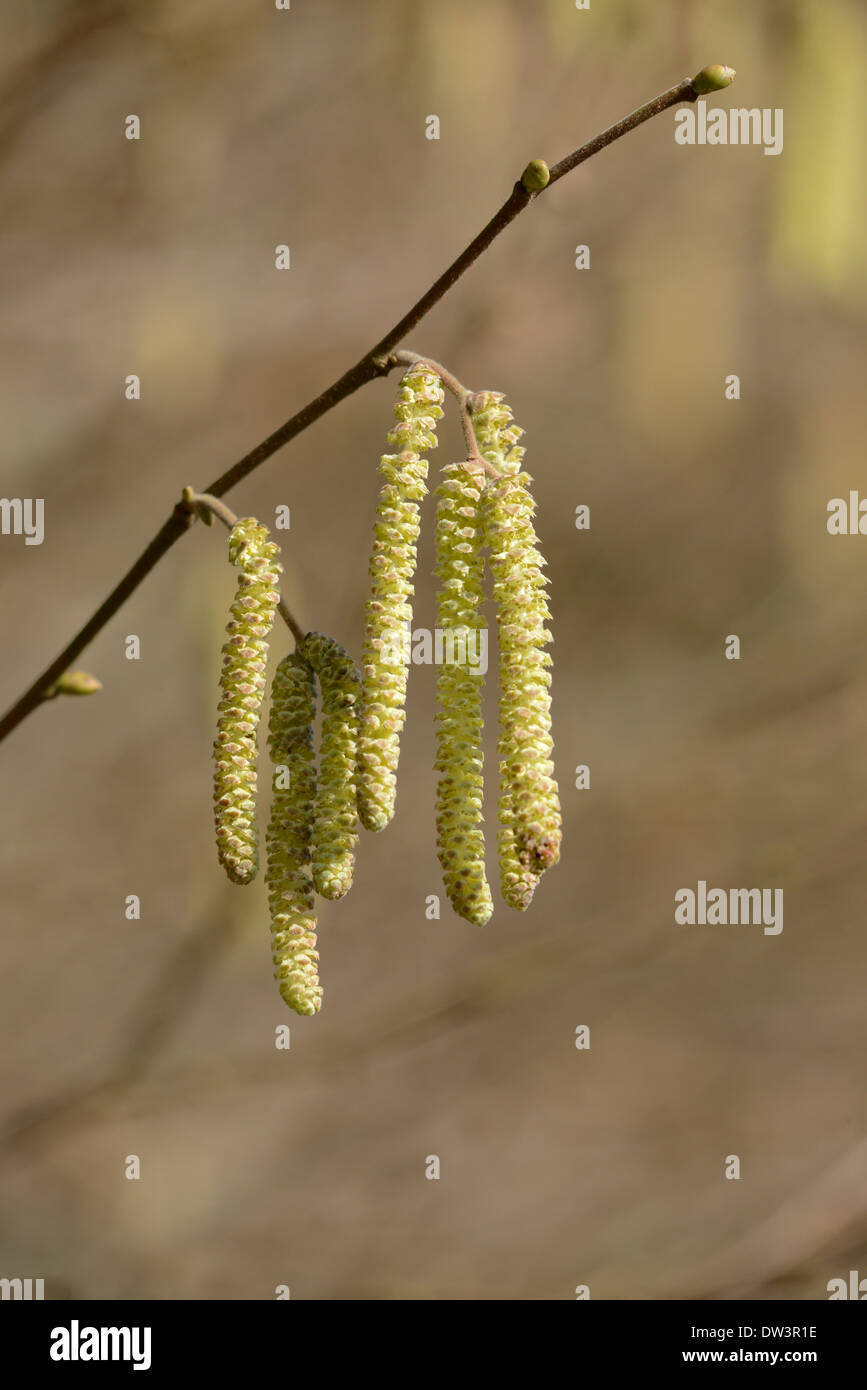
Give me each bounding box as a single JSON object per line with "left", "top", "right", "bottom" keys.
{"left": 181, "top": 489, "right": 306, "bottom": 643}
{"left": 546, "top": 78, "right": 696, "bottom": 185}
{"left": 0, "top": 69, "right": 726, "bottom": 746}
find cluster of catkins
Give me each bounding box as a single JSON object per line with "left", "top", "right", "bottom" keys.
{"left": 358, "top": 365, "right": 561, "bottom": 925}
{"left": 212, "top": 364, "right": 560, "bottom": 1015}
{"left": 212, "top": 520, "right": 360, "bottom": 1015}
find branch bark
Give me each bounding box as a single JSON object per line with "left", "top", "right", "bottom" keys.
{"left": 0, "top": 70, "right": 725, "bottom": 746}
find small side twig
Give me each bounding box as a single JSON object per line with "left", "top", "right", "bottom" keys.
{"left": 181, "top": 489, "right": 305, "bottom": 644}
{"left": 391, "top": 349, "right": 498, "bottom": 478}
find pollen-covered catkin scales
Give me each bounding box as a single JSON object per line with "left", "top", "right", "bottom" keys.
{"left": 469, "top": 391, "right": 525, "bottom": 477}
{"left": 300, "top": 632, "right": 362, "bottom": 900}
{"left": 357, "top": 364, "right": 444, "bottom": 832}
{"left": 434, "top": 463, "right": 493, "bottom": 926}
{"left": 266, "top": 654, "right": 322, "bottom": 1016}
{"left": 474, "top": 400, "right": 562, "bottom": 909}
{"left": 484, "top": 472, "right": 562, "bottom": 895}
{"left": 213, "top": 519, "right": 283, "bottom": 885}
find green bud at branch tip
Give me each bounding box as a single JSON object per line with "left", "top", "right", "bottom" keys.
{"left": 521, "top": 159, "right": 550, "bottom": 193}
{"left": 692, "top": 64, "right": 736, "bottom": 95}
{"left": 51, "top": 670, "right": 102, "bottom": 697}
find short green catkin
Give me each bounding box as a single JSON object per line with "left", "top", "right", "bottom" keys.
{"left": 357, "top": 364, "right": 444, "bottom": 832}
{"left": 266, "top": 653, "right": 322, "bottom": 1016}
{"left": 213, "top": 518, "right": 283, "bottom": 885}
{"left": 300, "top": 632, "right": 362, "bottom": 900}
{"left": 434, "top": 462, "right": 493, "bottom": 926}
{"left": 473, "top": 401, "right": 562, "bottom": 910}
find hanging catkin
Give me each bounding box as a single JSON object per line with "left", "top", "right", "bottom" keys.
{"left": 213, "top": 518, "right": 283, "bottom": 885}
{"left": 434, "top": 462, "right": 493, "bottom": 926}
{"left": 299, "top": 632, "right": 362, "bottom": 900}
{"left": 474, "top": 401, "right": 562, "bottom": 909}
{"left": 468, "top": 391, "right": 525, "bottom": 477}
{"left": 357, "top": 364, "right": 444, "bottom": 832}
{"left": 266, "top": 653, "right": 322, "bottom": 1016}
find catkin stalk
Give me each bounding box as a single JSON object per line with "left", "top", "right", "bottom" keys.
{"left": 357, "top": 364, "right": 444, "bottom": 832}
{"left": 266, "top": 653, "right": 322, "bottom": 1016}
{"left": 434, "top": 463, "right": 493, "bottom": 926}
{"left": 300, "top": 632, "right": 362, "bottom": 900}
{"left": 213, "top": 518, "right": 283, "bottom": 885}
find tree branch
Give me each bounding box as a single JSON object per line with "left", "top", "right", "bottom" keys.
{"left": 0, "top": 67, "right": 731, "bottom": 746}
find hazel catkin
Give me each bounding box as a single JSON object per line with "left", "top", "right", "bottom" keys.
{"left": 265, "top": 653, "right": 322, "bottom": 1016}
{"left": 468, "top": 391, "right": 525, "bottom": 477}
{"left": 474, "top": 403, "right": 562, "bottom": 910}
{"left": 357, "top": 364, "right": 444, "bottom": 833}
{"left": 213, "top": 518, "right": 283, "bottom": 885}
{"left": 300, "top": 631, "right": 362, "bottom": 900}
{"left": 434, "top": 462, "right": 493, "bottom": 926}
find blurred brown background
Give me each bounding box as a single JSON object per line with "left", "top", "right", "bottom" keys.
{"left": 1, "top": 0, "right": 866, "bottom": 1300}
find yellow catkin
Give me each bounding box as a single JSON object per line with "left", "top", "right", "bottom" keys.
{"left": 299, "top": 632, "right": 362, "bottom": 900}
{"left": 469, "top": 391, "right": 525, "bottom": 477}
{"left": 357, "top": 364, "right": 444, "bottom": 832}
{"left": 473, "top": 398, "right": 562, "bottom": 910}
{"left": 265, "top": 653, "right": 322, "bottom": 1016}
{"left": 434, "top": 463, "right": 493, "bottom": 926}
{"left": 213, "top": 519, "right": 283, "bottom": 885}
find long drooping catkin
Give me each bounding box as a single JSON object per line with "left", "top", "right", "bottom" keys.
{"left": 434, "top": 462, "right": 492, "bottom": 926}
{"left": 473, "top": 399, "right": 561, "bottom": 909}
{"left": 266, "top": 653, "right": 322, "bottom": 1016}
{"left": 213, "top": 518, "right": 283, "bottom": 885}
{"left": 357, "top": 364, "right": 444, "bottom": 832}
{"left": 300, "top": 632, "right": 362, "bottom": 900}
